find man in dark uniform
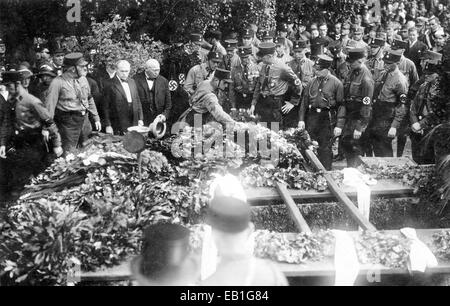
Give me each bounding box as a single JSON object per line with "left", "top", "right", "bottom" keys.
{"left": 0, "top": 71, "right": 63, "bottom": 199}
{"left": 32, "top": 64, "right": 58, "bottom": 102}
{"left": 390, "top": 39, "right": 419, "bottom": 157}
{"left": 230, "top": 46, "right": 259, "bottom": 112}
{"left": 368, "top": 50, "right": 409, "bottom": 157}
{"left": 177, "top": 68, "right": 235, "bottom": 127}
{"left": 249, "top": 43, "right": 302, "bottom": 130}
{"left": 298, "top": 55, "right": 344, "bottom": 170}
{"left": 285, "top": 40, "right": 314, "bottom": 128}
{"left": 409, "top": 51, "right": 441, "bottom": 164}
{"left": 341, "top": 49, "right": 375, "bottom": 167}
{"left": 366, "top": 37, "right": 386, "bottom": 80}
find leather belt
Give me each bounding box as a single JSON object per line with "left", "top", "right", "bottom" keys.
{"left": 309, "top": 105, "right": 330, "bottom": 113}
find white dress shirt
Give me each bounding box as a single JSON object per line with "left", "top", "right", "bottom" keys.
{"left": 118, "top": 76, "right": 132, "bottom": 103}
{"left": 145, "top": 74, "right": 154, "bottom": 91}
{"left": 0, "top": 87, "right": 8, "bottom": 101}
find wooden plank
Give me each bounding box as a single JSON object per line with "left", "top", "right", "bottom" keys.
{"left": 304, "top": 150, "right": 377, "bottom": 231}
{"left": 246, "top": 179, "right": 414, "bottom": 204}
{"left": 276, "top": 182, "right": 312, "bottom": 234}
{"left": 79, "top": 229, "right": 450, "bottom": 281}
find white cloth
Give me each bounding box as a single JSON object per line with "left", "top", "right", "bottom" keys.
{"left": 118, "top": 76, "right": 132, "bottom": 103}
{"left": 200, "top": 225, "right": 218, "bottom": 281}
{"left": 332, "top": 230, "right": 360, "bottom": 286}
{"left": 342, "top": 168, "right": 376, "bottom": 230}
{"left": 400, "top": 228, "right": 438, "bottom": 273}
{"left": 146, "top": 79, "right": 154, "bottom": 91}
{"left": 0, "top": 88, "right": 8, "bottom": 101}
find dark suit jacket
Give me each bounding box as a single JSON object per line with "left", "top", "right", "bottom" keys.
{"left": 405, "top": 40, "right": 428, "bottom": 67}
{"left": 133, "top": 72, "right": 172, "bottom": 125}
{"left": 103, "top": 76, "right": 143, "bottom": 134}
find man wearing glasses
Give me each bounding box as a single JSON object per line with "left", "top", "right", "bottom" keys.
{"left": 45, "top": 52, "right": 101, "bottom": 153}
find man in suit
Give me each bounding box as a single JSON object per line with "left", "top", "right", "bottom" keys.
{"left": 103, "top": 60, "right": 144, "bottom": 135}
{"left": 405, "top": 27, "right": 428, "bottom": 75}
{"left": 133, "top": 59, "right": 172, "bottom": 126}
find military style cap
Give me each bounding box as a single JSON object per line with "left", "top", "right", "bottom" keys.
{"left": 237, "top": 46, "right": 252, "bottom": 58}
{"left": 0, "top": 70, "right": 28, "bottom": 84}
{"left": 420, "top": 50, "right": 443, "bottom": 61}
{"left": 275, "top": 36, "right": 286, "bottom": 46}
{"left": 383, "top": 49, "right": 402, "bottom": 64}
{"left": 189, "top": 33, "right": 203, "bottom": 42}
{"left": 224, "top": 39, "right": 238, "bottom": 51}
{"left": 293, "top": 39, "right": 309, "bottom": 51}
{"left": 391, "top": 39, "right": 408, "bottom": 50}
{"left": 64, "top": 52, "right": 88, "bottom": 67}
{"left": 346, "top": 48, "right": 366, "bottom": 62}
{"left": 370, "top": 38, "right": 386, "bottom": 48}
{"left": 37, "top": 64, "right": 57, "bottom": 77}
{"left": 242, "top": 28, "right": 254, "bottom": 38}
{"left": 278, "top": 23, "right": 288, "bottom": 32}
{"left": 423, "top": 61, "right": 441, "bottom": 74}
{"left": 256, "top": 42, "right": 276, "bottom": 57}
{"left": 314, "top": 55, "right": 333, "bottom": 69}
{"left": 260, "top": 29, "right": 273, "bottom": 40}
{"left": 206, "top": 196, "right": 251, "bottom": 233}
{"left": 225, "top": 32, "right": 238, "bottom": 41}
{"left": 207, "top": 51, "right": 223, "bottom": 62}
{"left": 53, "top": 47, "right": 66, "bottom": 56}
{"left": 214, "top": 68, "right": 233, "bottom": 83}
{"left": 208, "top": 30, "right": 222, "bottom": 41}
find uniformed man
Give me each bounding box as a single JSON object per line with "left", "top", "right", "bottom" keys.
{"left": 366, "top": 37, "right": 386, "bottom": 80}
{"left": 390, "top": 39, "right": 419, "bottom": 157}
{"left": 277, "top": 23, "right": 294, "bottom": 56}
{"left": 230, "top": 46, "right": 259, "bottom": 111}
{"left": 297, "top": 21, "right": 311, "bottom": 41}
{"left": 184, "top": 33, "right": 210, "bottom": 63}
{"left": 249, "top": 43, "right": 302, "bottom": 130}
{"left": 178, "top": 68, "right": 235, "bottom": 127}
{"left": 340, "top": 23, "right": 353, "bottom": 49}
{"left": 340, "top": 49, "right": 374, "bottom": 167}
{"left": 284, "top": 40, "right": 314, "bottom": 128}
{"left": 260, "top": 30, "right": 274, "bottom": 43}
{"left": 241, "top": 28, "right": 258, "bottom": 59}
{"left": 45, "top": 52, "right": 101, "bottom": 153}
{"left": 352, "top": 27, "right": 370, "bottom": 52}
{"left": 274, "top": 37, "right": 293, "bottom": 65}
{"left": 289, "top": 40, "right": 315, "bottom": 86}
{"left": 328, "top": 41, "right": 347, "bottom": 78}
{"left": 222, "top": 40, "right": 240, "bottom": 70}
{"left": 368, "top": 50, "right": 408, "bottom": 157}
{"left": 50, "top": 48, "right": 66, "bottom": 76}
{"left": 205, "top": 30, "right": 227, "bottom": 56}
{"left": 0, "top": 71, "right": 63, "bottom": 197}
{"left": 390, "top": 39, "right": 419, "bottom": 87}
{"left": 409, "top": 51, "right": 441, "bottom": 164}
{"left": 32, "top": 64, "right": 57, "bottom": 102}
{"left": 298, "top": 55, "right": 344, "bottom": 170}
{"left": 184, "top": 51, "right": 223, "bottom": 96}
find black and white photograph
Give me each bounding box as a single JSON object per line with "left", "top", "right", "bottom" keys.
{"left": 0, "top": 0, "right": 450, "bottom": 290}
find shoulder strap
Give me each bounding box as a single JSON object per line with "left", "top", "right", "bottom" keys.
{"left": 373, "top": 71, "right": 390, "bottom": 102}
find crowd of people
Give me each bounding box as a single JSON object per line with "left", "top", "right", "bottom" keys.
{"left": 0, "top": 1, "right": 448, "bottom": 196}
{"left": 0, "top": 0, "right": 448, "bottom": 286}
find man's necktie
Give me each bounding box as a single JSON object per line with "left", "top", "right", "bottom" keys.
{"left": 262, "top": 65, "right": 270, "bottom": 91}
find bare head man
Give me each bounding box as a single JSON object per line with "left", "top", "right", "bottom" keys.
{"left": 145, "top": 59, "right": 160, "bottom": 79}
{"left": 116, "top": 60, "right": 131, "bottom": 81}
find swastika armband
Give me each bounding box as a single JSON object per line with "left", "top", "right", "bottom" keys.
{"left": 399, "top": 94, "right": 407, "bottom": 104}
{"left": 362, "top": 97, "right": 371, "bottom": 105}
{"left": 169, "top": 80, "right": 178, "bottom": 91}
